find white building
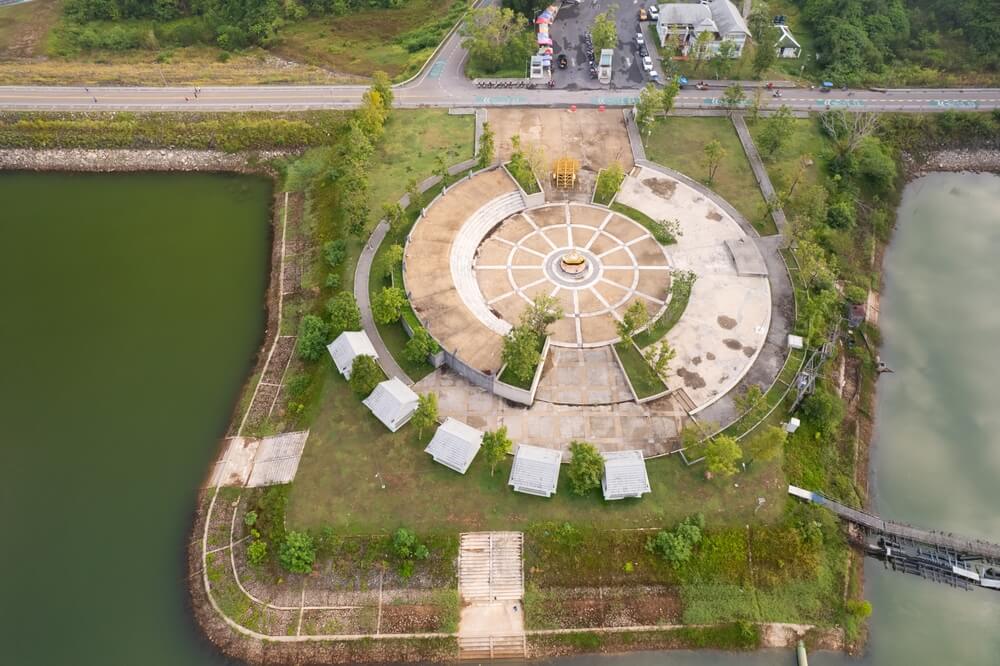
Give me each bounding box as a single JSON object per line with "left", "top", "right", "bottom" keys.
{"left": 601, "top": 450, "right": 652, "bottom": 501}
{"left": 775, "top": 24, "right": 801, "bottom": 58}
{"left": 508, "top": 444, "right": 562, "bottom": 497}
{"left": 656, "top": 0, "right": 750, "bottom": 58}
{"left": 424, "top": 418, "right": 483, "bottom": 474}
{"left": 327, "top": 330, "right": 378, "bottom": 379}
{"left": 362, "top": 377, "right": 419, "bottom": 432}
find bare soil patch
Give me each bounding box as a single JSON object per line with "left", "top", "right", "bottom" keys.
{"left": 642, "top": 177, "right": 677, "bottom": 198}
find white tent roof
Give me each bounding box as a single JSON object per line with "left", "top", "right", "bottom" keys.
{"left": 657, "top": 3, "right": 713, "bottom": 26}
{"left": 602, "top": 450, "right": 651, "bottom": 500}
{"left": 424, "top": 418, "right": 483, "bottom": 474}
{"left": 327, "top": 330, "right": 378, "bottom": 379}
{"left": 508, "top": 444, "right": 562, "bottom": 497}
{"left": 775, "top": 24, "right": 800, "bottom": 48}
{"left": 362, "top": 377, "right": 418, "bottom": 432}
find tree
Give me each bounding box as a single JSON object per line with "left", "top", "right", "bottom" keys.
{"left": 481, "top": 425, "right": 512, "bottom": 476}
{"left": 821, "top": 111, "right": 880, "bottom": 165}
{"left": 478, "top": 121, "right": 496, "bottom": 168}
{"left": 710, "top": 40, "right": 737, "bottom": 79}
{"left": 433, "top": 154, "right": 449, "bottom": 181}
{"left": 348, "top": 354, "right": 382, "bottom": 398}
{"left": 405, "top": 177, "right": 422, "bottom": 209}
{"left": 757, "top": 104, "right": 794, "bottom": 158}
{"left": 500, "top": 325, "right": 541, "bottom": 384}
{"left": 635, "top": 83, "right": 663, "bottom": 134}
{"left": 392, "top": 527, "right": 429, "bottom": 578}
{"left": 720, "top": 83, "right": 746, "bottom": 112}
{"left": 372, "top": 286, "right": 406, "bottom": 325}
{"left": 662, "top": 77, "right": 680, "bottom": 115}
{"left": 752, "top": 26, "right": 779, "bottom": 78}
{"left": 323, "top": 238, "right": 347, "bottom": 268}
{"left": 616, "top": 299, "right": 650, "bottom": 344}
{"left": 646, "top": 514, "right": 704, "bottom": 564}
{"left": 801, "top": 385, "right": 844, "bottom": 437}
{"left": 748, "top": 87, "right": 763, "bottom": 124}
{"left": 747, "top": 1, "right": 772, "bottom": 39}
{"left": 595, "top": 161, "right": 625, "bottom": 203}
{"left": 705, "top": 435, "right": 742, "bottom": 477}
{"left": 461, "top": 6, "right": 522, "bottom": 72}
{"left": 735, "top": 383, "right": 768, "bottom": 425}
{"left": 567, "top": 440, "right": 603, "bottom": 496}
{"left": 702, "top": 139, "right": 726, "bottom": 184}
{"left": 371, "top": 70, "right": 394, "bottom": 108}
{"left": 278, "top": 530, "right": 316, "bottom": 574}
{"left": 381, "top": 202, "right": 404, "bottom": 232}
{"left": 412, "top": 392, "right": 438, "bottom": 440}
{"left": 644, "top": 341, "right": 677, "bottom": 376}
{"left": 856, "top": 137, "right": 897, "bottom": 194}
{"left": 296, "top": 314, "right": 330, "bottom": 361}
{"left": 520, "top": 293, "right": 563, "bottom": 339}
{"left": 746, "top": 424, "right": 787, "bottom": 462}
{"left": 796, "top": 239, "right": 836, "bottom": 293}
{"left": 403, "top": 326, "right": 440, "bottom": 364}
{"left": 382, "top": 243, "right": 404, "bottom": 280}
{"left": 358, "top": 89, "right": 387, "bottom": 141}
{"left": 501, "top": 0, "right": 547, "bottom": 20}
{"left": 692, "top": 30, "right": 713, "bottom": 70}
{"left": 327, "top": 291, "right": 361, "bottom": 336}
{"left": 590, "top": 9, "right": 618, "bottom": 51}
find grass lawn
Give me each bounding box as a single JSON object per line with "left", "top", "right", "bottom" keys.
{"left": 272, "top": 0, "right": 465, "bottom": 81}
{"left": 634, "top": 276, "right": 693, "bottom": 348}
{"left": 285, "top": 368, "right": 785, "bottom": 535}
{"left": 748, "top": 116, "right": 828, "bottom": 220}
{"left": 611, "top": 201, "right": 676, "bottom": 244}
{"left": 614, "top": 341, "right": 667, "bottom": 399}
{"left": 644, "top": 117, "right": 770, "bottom": 234}
{"left": 0, "top": 0, "right": 60, "bottom": 57}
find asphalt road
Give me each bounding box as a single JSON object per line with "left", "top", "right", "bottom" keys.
{"left": 0, "top": 12, "right": 998, "bottom": 113}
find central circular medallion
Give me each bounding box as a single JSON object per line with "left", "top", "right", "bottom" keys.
{"left": 542, "top": 247, "right": 602, "bottom": 288}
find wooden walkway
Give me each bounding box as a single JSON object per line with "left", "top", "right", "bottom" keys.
{"left": 789, "top": 485, "right": 1000, "bottom": 561}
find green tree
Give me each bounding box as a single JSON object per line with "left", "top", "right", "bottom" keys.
{"left": 411, "top": 391, "right": 438, "bottom": 439}
{"left": 616, "top": 299, "right": 650, "bottom": 344}
{"left": 662, "top": 77, "right": 681, "bottom": 115}
{"left": 371, "top": 70, "right": 394, "bottom": 108}
{"left": 461, "top": 6, "right": 523, "bottom": 72}
{"left": 757, "top": 104, "right": 794, "bottom": 158}
{"left": 735, "top": 383, "right": 768, "bottom": 425}
{"left": 567, "top": 440, "right": 604, "bottom": 496}
{"left": 746, "top": 424, "right": 787, "bottom": 462}
{"left": 278, "top": 530, "right": 316, "bottom": 574}
{"left": 635, "top": 83, "right": 663, "bottom": 135}
{"left": 327, "top": 291, "right": 361, "bottom": 336}
{"left": 348, "top": 354, "right": 382, "bottom": 398}
{"left": 296, "top": 314, "right": 330, "bottom": 361}
{"left": 591, "top": 9, "right": 618, "bottom": 51}
{"left": 382, "top": 243, "right": 404, "bottom": 280}
{"left": 520, "top": 293, "right": 564, "bottom": 339}
{"left": 358, "top": 89, "right": 388, "bottom": 141}
{"left": 392, "top": 527, "right": 429, "bottom": 578}
{"left": 856, "top": 137, "right": 897, "bottom": 194}
{"left": 747, "top": 1, "right": 772, "bottom": 39}
{"left": 705, "top": 435, "right": 742, "bottom": 477}
{"left": 501, "top": 325, "right": 541, "bottom": 384}
{"left": 381, "top": 202, "right": 404, "bottom": 232}
{"left": 692, "top": 30, "right": 713, "bottom": 70}
{"left": 247, "top": 539, "right": 268, "bottom": 567}
{"left": 433, "top": 154, "right": 449, "bottom": 181}
{"left": 481, "top": 425, "right": 512, "bottom": 476}
{"left": 796, "top": 240, "right": 836, "bottom": 293}
{"left": 594, "top": 161, "right": 625, "bottom": 203}
{"left": 323, "top": 238, "right": 348, "bottom": 268}
{"left": 478, "top": 121, "right": 496, "bottom": 168}
{"left": 752, "top": 26, "right": 779, "bottom": 78}
{"left": 801, "top": 385, "right": 844, "bottom": 437}
{"left": 711, "top": 40, "right": 737, "bottom": 79}
{"left": 372, "top": 286, "right": 406, "bottom": 325}
{"left": 644, "top": 341, "right": 677, "bottom": 376}
{"left": 702, "top": 139, "right": 726, "bottom": 184}
{"left": 405, "top": 177, "right": 422, "bottom": 209}
{"left": 721, "top": 83, "right": 746, "bottom": 112}
{"left": 646, "top": 514, "right": 704, "bottom": 564}
{"left": 403, "top": 326, "right": 440, "bottom": 364}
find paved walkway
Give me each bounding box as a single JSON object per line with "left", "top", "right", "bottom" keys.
{"left": 732, "top": 113, "right": 788, "bottom": 233}
{"left": 534, "top": 346, "right": 633, "bottom": 405}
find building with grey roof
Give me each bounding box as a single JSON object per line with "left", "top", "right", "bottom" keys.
{"left": 508, "top": 444, "right": 562, "bottom": 497}
{"left": 601, "top": 450, "right": 652, "bottom": 501}
{"left": 362, "top": 377, "right": 419, "bottom": 432}
{"left": 327, "top": 330, "right": 378, "bottom": 379}
{"left": 424, "top": 417, "right": 483, "bottom": 474}
{"left": 656, "top": 0, "right": 750, "bottom": 57}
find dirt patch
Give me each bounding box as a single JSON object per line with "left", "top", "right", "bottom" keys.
{"left": 723, "top": 338, "right": 743, "bottom": 350}
{"left": 691, "top": 356, "right": 701, "bottom": 365}
{"left": 642, "top": 177, "right": 677, "bottom": 199}
{"left": 706, "top": 352, "right": 716, "bottom": 360}
{"left": 706, "top": 210, "right": 723, "bottom": 221}
{"left": 742, "top": 345, "right": 756, "bottom": 357}
{"left": 379, "top": 604, "right": 445, "bottom": 633}
{"left": 530, "top": 586, "right": 681, "bottom": 630}
{"left": 676, "top": 367, "right": 706, "bottom": 389}
{"left": 717, "top": 315, "right": 737, "bottom": 329}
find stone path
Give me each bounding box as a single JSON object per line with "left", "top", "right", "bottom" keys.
{"left": 732, "top": 113, "right": 788, "bottom": 233}
{"left": 534, "top": 346, "right": 633, "bottom": 405}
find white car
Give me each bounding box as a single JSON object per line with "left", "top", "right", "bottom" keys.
{"left": 648, "top": 5, "right": 659, "bottom": 20}
{"left": 642, "top": 55, "right": 653, "bottom": 72}
{"left": 636, "top": 32, "right": 645, "bottom": 46}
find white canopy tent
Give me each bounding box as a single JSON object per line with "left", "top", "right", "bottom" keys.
{"left": 327, "top": 330, "right": 378, "bottom": 379}
{"left": 424, "top": 418, "right": 483, "bottom": 474}
{"left": 362, "top": 377, "right": 418, "bottom": 432}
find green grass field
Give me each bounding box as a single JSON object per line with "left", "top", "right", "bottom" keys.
{"left": 614, "top": 341, "right": 667, "bottom": 399}
{"left": 748, "top": 116, "right": 828, "bottom": 221}
{"left": 284, "top": 367, "right": 785, "bottom": 535}
{"left": 643, "top": 117, "right": 771, "bottom": 235}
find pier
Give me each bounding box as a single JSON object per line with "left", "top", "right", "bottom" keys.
{"left": 789, "top": 485, "right": 1000, "bottom": 590}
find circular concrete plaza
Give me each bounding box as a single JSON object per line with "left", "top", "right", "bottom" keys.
{"left": 474, "top": 203, "right": 670, "bottom": 347}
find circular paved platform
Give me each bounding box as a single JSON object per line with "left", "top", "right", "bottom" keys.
{"left": 474, "top": 203, "right": 671, "bottom": 347}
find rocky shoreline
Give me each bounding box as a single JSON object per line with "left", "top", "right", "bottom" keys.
{"left": 0, "top": 148, "right": 292, "bottom": 173}
{"left": 905, "top": 148, "right": 1000, "bottom": 177}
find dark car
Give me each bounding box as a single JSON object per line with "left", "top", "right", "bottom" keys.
{"left": 557, "top": 54, "right": 568, "bottom": 69}
{"left": 639, "top": 44, "right": 649, "bottom": 58}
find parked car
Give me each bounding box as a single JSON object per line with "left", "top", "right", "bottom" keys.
{"left": 642, "top": 55, "right": 653, "bottom": 72}
{"left": 636, "top": 32, "right": 645, "bottom": 46}
{"left": 648, "top": 5, "right": 659, "bottom": 20}
{"left": 639, "top": 44, "right": 649, "bottom": 58}
{"left": 638, "top": 7, "right": 647, "bottom": 21}
{"left": 557, "top": 54, "right": 568, "bottom": 69}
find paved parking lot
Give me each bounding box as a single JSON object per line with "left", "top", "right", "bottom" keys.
{"left": 548, "top": 0, "right": 662, "bottom": 90}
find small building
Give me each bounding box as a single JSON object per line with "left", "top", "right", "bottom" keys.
{"left": 847, "top": 302, "right": 866, "bottom": 328}
{"left": 424, "top": 418, "right": 483, "bottom": 474}
{"left": 598, "top": 49, "right": 613, "bottom": 84}
{"left": 656, "top": 0, "right": 750, "bottom": 58}
{"left": 362, "top": 377, "right": 419, "bottom": 432}
{"left": 508, "top": 444, "right": 562, "bottom": 497}
{"left": 602, "top": 450, "right": 651, "bottom": 501}
{"left": 327, "top": 330, "right": 378, "bottom": 379}
{"left": 774, "top": 24, "right": 801, "bottom": 59}
{"left": 787, "top": 334, "right": 804, "bottom": 350}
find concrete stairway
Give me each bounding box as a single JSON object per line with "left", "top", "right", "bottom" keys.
{"left": 459, "top": 532, "right": 524, "bottom": 602}
{"left": 458, "top": 634, "right": 527, "bottom": 661}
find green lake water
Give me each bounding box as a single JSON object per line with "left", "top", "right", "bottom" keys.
{"left": 0, "top": 171, "right": 272, "bottom": 665}
{"left": 2, "top": 170, "right": 997, "bottom": 666}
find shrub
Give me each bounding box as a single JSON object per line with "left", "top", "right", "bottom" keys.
{"left": 647, "top": 514, "right": 705, "bottom": 564}
{"left": 327, "top": 291, "right": 361, "bottom": 336}
{"left": 247, "top": 540, "right": 268, "bottom": 567}
{"left": 392, "top": 527, "right": 430, "bottom": 579}
{"left": 323, "top": 239, "right": 348, "bottom": 268}
{"left": 705, "top": 435, "right": 742, "bottom": 478}
{"left": 296, "top": 314, "right": 330, "bottom": 361}
{"left": 372, "top": 286, "right": 406, "bottom": 325}
{"left": 567, "top": 441, "right": 604, "bottom": 496}
{"left": 800, "top": 385, "right": 844, "bottom": 437}
{"left": 594, "top": 162, "right": 625, "bottom": 204}
{"left": 243, "top": 510, "right": 258, "bottom": 527}
{"left": 403, "top": 326, "right": 440, "bottom": 364}
{"left": 278, "top": 531, "right": 316, "bottom": 574}
{"left": 348, "top": 355, "right": 382, "bottom": 398}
